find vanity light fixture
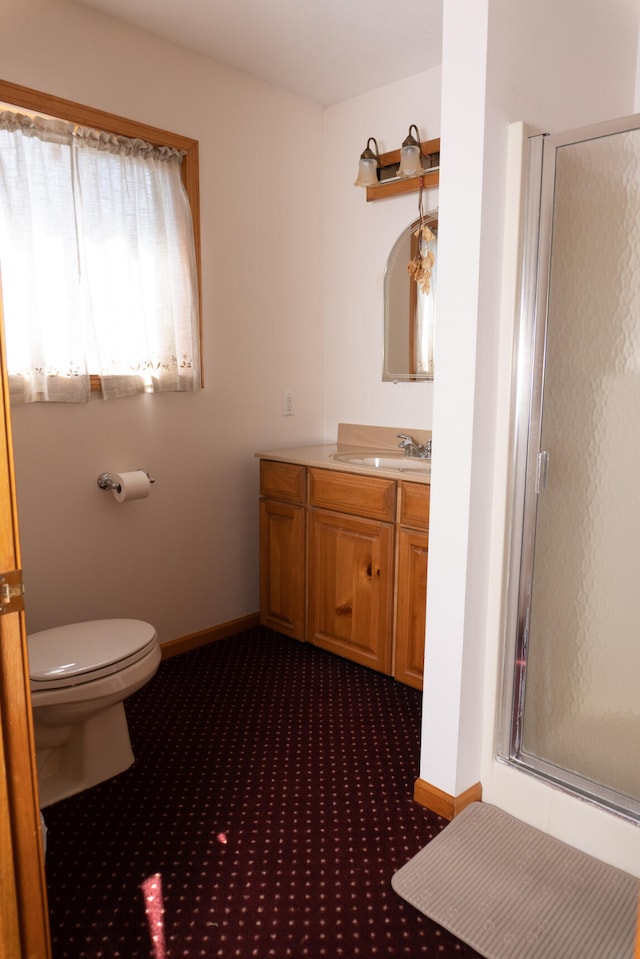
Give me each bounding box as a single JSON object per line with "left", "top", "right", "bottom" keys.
{"left": 398, "top": 124, "right": 424, "bottom": 178}
{"left": 355, "top": 132, "right": 440, "bottom": 201}
{"left": 354, "top": 137, "right": 380, "bottom": 187}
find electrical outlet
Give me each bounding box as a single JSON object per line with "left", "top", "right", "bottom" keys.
{"left": 282, "top": 390, "right": 294, "bottom": 416}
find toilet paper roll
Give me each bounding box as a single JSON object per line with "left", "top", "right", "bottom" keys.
{"left": 112, "top": 470, "right": 151, "bottom": 502}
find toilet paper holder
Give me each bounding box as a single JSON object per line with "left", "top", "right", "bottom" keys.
{"left": 97, "top": 470, "right": 156, "bottom": 493}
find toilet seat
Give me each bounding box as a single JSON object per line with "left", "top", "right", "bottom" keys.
{"left": 29, "top": 619, "right": 158, "bottom": 690}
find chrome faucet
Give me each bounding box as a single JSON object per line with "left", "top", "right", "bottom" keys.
{"left": 396, "top": 433, "right": 432, "bottom": 459}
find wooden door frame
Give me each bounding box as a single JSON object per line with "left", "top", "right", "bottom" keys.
{"left": 0, "top": 295, "right": 51, "bottom": 956}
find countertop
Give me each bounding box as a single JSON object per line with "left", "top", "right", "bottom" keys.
{"left": 255, "top": 443, "right": 431, "bottom": 484}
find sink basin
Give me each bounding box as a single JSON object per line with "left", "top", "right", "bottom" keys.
{"left": 331, "top": 451, "right": 431, "bottom": 474}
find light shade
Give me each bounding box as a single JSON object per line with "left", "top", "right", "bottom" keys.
{"left": 354, "top": 137, "right": 379, "bottom": 187}
{"left": 398, "top": 124, "right": 424, "bottom": 178}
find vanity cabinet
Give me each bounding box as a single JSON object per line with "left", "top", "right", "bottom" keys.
{"left": 258, "top": 457, "right": 430, "bottom": 685}
{"left": 394, "top": 482, "right": 430, "bottom": 690}
{"left": 307, "top": 468, "right": 395, "bottom": 674}
{"left": 259, "top": 460, "right": 306, "bottom": 641}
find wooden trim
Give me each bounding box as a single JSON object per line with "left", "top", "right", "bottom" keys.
{"left": 0, "top": 78, "right": 203, "bottom": 389}
{"left": 366, "top": 137, "right": 440, "bottom": 202}
{"left": 367, "top": 169, "right": 439, "bottom": 202}
{"left": 160, "top": 613, "right": 260, "bottom": 660}
{"left": 413, "top": 777, "right": 483, "bottom": 820}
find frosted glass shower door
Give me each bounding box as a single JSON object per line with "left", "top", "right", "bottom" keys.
{"left": 515, "top": 123, "right": 640, "bottom": 817}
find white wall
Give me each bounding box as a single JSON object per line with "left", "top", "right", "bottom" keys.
{"left": 2, "top": 0, "right": 325, "bottom": 640}
{"left": 418, "top": 0, "right": 490, "bottom": 802}
{"left": 323, "top": 69, "right": 441, "bottom": 436}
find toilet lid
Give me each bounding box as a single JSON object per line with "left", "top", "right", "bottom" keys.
{"left": 28, "top": 619, "right": 158, "bottom": 687}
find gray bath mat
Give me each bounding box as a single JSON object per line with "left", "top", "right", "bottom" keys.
{"left": 392, "top": 802, "right": 639, "bottom": 959}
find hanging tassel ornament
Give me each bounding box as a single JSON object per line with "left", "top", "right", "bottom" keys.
{"left": 407, "top": 178, "right": 436, "bottom": 294}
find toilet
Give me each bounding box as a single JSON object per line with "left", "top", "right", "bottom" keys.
{"left": 28, "top": 619, "right": 161, "bottom": 807}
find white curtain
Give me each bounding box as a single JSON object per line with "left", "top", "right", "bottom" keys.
{"left": 0, "top": 111, "right": 201, "bottom": 403}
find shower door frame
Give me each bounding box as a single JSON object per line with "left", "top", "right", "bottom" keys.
{"left": 499, "top": 114, "right": 640, "bottom": 823}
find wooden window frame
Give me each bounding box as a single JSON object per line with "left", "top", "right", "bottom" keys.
{"left": 0, "top": 78, "right": 203, "bottom": 391}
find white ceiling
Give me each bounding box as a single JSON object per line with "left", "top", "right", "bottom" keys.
{"left": 73, "top": 0, "right": 443, "bottom": 106}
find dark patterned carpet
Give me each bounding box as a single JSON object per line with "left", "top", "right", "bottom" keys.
{"left": 43, "top": 626, "right": 481, "bottom": 958}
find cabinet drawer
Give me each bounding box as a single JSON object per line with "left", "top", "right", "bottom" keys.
{"left": 308, "top": 467, "right": 396, "bottom": 522}
{"left": 399, "top": 481, "right": 430, "bottom": 530}
{"left": 260, "top": 459, "right": 306, "bottom": 504}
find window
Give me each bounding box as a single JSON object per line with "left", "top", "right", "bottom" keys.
{"left": 0, "top": 80, "right": 202, "bottom": 403}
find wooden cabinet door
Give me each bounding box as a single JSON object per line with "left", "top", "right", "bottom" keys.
{"left": 259, "top": 498, "right": 305, "bottom": 641}
{"left": 308, "top": 509, "right": 394, "bottom": 674}
{"left": 394, "top": 527, "right": 428, "bottom": 690}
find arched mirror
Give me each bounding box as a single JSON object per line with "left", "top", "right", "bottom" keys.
{"left": 383, "top": 210, "right": 437, "bottom": 381}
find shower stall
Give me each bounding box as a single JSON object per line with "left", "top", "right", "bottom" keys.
{"left": 500, "top": 116, "right": 640, "bottom": 822}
